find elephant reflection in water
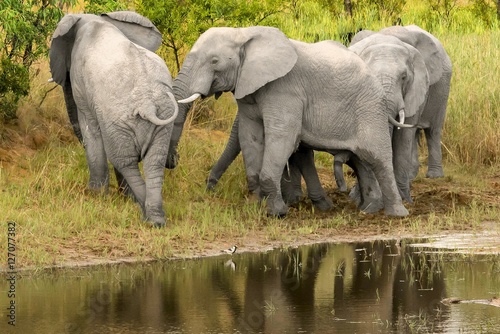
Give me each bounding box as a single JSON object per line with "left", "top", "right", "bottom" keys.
{"left": 65, "top": 243, "right": 448, "bottom": 332}
{"left": 322, "top": 241, "right": 448, "bottom": 332}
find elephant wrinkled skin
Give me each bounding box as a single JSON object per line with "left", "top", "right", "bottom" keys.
{"left": 169, "top": 26, "right": 409, "bottom": 217}
{"left": 49, "top": 12, "right": 178, "bottom": 227}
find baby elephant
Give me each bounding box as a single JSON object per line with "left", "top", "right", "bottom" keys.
{"left": 49, "top": 12, "right": 178, "bottom": 227}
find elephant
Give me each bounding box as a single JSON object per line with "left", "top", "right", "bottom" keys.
{"left": 330, "top": 30, "right": 431, "bottom": 203}
{"left": 169, "top": 26, "right": 410, "bottom": 217}
{"left": 49, "top": 12, "right": 178, "bottom": 227}
{"left": 334, "top": 25, "right": 452, "bottom": 203}
{"left": 350, "top": 25, "right": 452, "bottom": 182}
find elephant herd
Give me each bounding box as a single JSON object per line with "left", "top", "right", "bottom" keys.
{"left": 49, "top": 11, "right": 451, "bottom": 227}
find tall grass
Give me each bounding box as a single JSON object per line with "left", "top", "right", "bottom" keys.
{"left": 441, "top": 31, "right": 500, "bottom": 165}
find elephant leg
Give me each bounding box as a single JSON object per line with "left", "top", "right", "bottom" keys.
{"left": 259, "top": 112, "right": 302, "bottom": 217}
{"left": 424, "top": 126, "right": 444, "bottom": 178}
{"left": 141, "top": 136, "right": 169, "bottom": 228}
{"left": 347, "top": 156, "right": 384, "bottom": 213}
{"left": 333, "top": 151, "right": 351, "bottom": 192}
{"left": 78, "top": 110, "right": 109, "bottom": 193}
{"left": 116, "top": 162, "right": 146, "bottom": 214}
{"left": 238, "top": 106, "right": 264, "bottom": 199}
{"left": 207, "top": 114, "right": 241, "bottom": 191}
{"left": 113, "top": 167, "right": 134, "bottom": 198}
{"left": 280, "top": 158, "right": 303, "bottom": 205}
{"left": 409, "top": 129, "right": 421, "bottom": 181}
{"left": 292, "top": 146, "right": 332, "bottom": 211}
{"left": 392, "top": 128, "right": 418, "bottom": 203}
{"left": 422, "top": 78, "right": 449, "bottom": 179}
{"left": 356, "top": 143, "right": 408, "bottom": 217}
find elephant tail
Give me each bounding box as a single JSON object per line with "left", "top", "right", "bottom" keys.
{"left": 141, "top": 91, "right": 179, "bottom": 126}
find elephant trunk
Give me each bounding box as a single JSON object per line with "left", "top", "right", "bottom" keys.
{"left": 62, "top": 73, "right": 83, "bottom": 144}
{"left": 207, "top": 114, "right": 241, "bottom": 190}
{"left": 142, "top": 92, "right": 179, "bottom": 126}
{"left": 166, "top": 73, "right": 193, "bottom": 169}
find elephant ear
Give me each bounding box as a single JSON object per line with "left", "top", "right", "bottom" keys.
{"left": 349, "top": 29, "right": 376, "bottom": 46}
{"left": 49, "top": 14, "right": 82, "bottom": 86}
{"left": 234, "top": 26, "right": 298, "bottom": 99}
{"left": 380, "top": 25, "right": 443, "bottom": 85}
{"left": 101, "top": 11, "right": 162, "bottom": 52}
{"left": 403, "top": 43, "right": 430, "bottom": 119}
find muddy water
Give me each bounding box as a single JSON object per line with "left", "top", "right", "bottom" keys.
{"left": 1, "top": 240, "right": 499, "bottom": 333}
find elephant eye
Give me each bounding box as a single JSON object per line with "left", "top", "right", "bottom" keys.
{"left": 211, "top": 57, "right": 219, "bottom": 65}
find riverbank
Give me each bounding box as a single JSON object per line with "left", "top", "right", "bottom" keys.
{"left": 1, "top": 126, "right": 499, "bottom": 272}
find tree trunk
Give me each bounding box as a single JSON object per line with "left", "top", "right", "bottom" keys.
{"left": 497, "top": 0, "right": 500, "bottom": 21}
{"left": 344, "top": 0, "right": 353, "bottom": 17}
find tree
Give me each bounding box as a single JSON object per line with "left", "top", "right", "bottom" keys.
{"left": 344, "top": 0, "right": 353, "bottom": 16}
{"left": 0, "top": 0, "right": 78, "bottom": 122}
{"left": 0, "top": 0, "right": 128, "bottom": 123}
{"left": 135, "top": 0, "right": 284, "bottom": 74}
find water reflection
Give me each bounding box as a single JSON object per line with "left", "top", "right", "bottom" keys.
{"left": 1, "top": 240, "right": 499, "bottom": 333}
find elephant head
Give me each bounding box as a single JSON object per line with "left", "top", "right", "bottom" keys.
{"left": 167, "top": 26, "right": 298, "bottom": 168}
{"left": 49, "top": 11, "right": 162, "bottom": 142}
{"left": 377, "top": 25, "right": 447, "bottom": 86}
{"left": 349, "top": 33, "right": 429, "bottom": 125}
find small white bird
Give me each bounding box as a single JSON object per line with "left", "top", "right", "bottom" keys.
{"left": 224, "top": 259, "right": 236, "bottom": 271}
{"left": 222, "top": 245, "right": 238, "bottom": 255}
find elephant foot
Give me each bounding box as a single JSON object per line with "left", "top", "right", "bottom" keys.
{"left": 86, "top": 184, "right": 108, "bottom": 195}
{"left": 144, "top": 212, "right": 166, "bottom": 228}
{"left": 206, "top": 176, "right": 219, "bottom": 191}
{"left": 144, "top": 205, "right": 166, "bottom": 228}
{"left": 282, "top": 189, "right": 303, "bottom": 206}
{"left": 384, "top": 203, "right": 409, "bottom": 217}
{"left": 398, "top": 187, "right": 413, "bottom": 204}
{"left": 145, "top": 217, "right": 166, "bottom": 228}
{"left": 426, "top": 167, "right": 444, "bottom": 178}
{"left": 338, "top": 184, "right": 348, "bottom": 193}
{"left": 266, "top": 197, "right": 289, "bottom": 218}
{"left": 311, "top": 197, "right": 333, "bottom": 212}
{"left": 360, "top": 199, "right": 384, "bottom": 214}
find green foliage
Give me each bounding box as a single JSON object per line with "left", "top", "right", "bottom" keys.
{"left": 0, "top": 58, "right": 29, "bottom": 122}
{"left": 135, "top": 0, "right": 284, "bottom": 73}
{"left": 0, "top": 0, "right": 77, "bottom": 122}
{"left": 471, "top": 0, "right": 498, "bottom": 27}
{"left": 83, "top": 0, "right": 127, "bottom": 14}
{"left": 313, "top": 0, "right": 406, "bottom": 42}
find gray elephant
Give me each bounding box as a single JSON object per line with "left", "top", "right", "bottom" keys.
{"left": 351, "top": 25, "right": 452, "bottom": 182}
{"left": 49, "top": 12, "right": 178, "bottom": 227}
{"left": 333, "top": 30, "right": 431, "bottom": 201}
{"left": 170, "top": 26, "right": 409, "bottom": 217}
{"left": 335, "top": 25, "right": 452, "bottom": 203}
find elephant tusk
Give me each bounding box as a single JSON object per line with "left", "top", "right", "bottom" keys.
{"left": 178, "top": 93, "right": 201, "bottom": 104}
{"left": 48, "top": 78, "right": 54, "bottom": 83}
{"left": 396, "top": 109, "right": 405, "bottom": 130}
{"left": 388, "top": 115, "right": 415, "bottom": 128}
{"left": 398, "top": 109, "right": 405, "bottom": 125}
